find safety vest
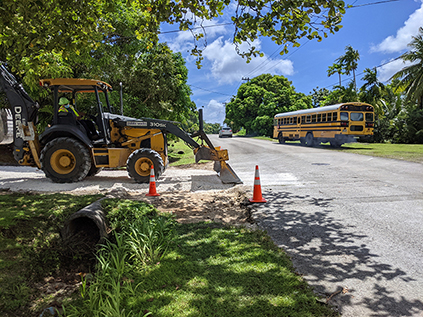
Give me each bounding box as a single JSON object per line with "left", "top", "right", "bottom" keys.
{"left": 59, "top": 104, "right": 80, "bottom": 118}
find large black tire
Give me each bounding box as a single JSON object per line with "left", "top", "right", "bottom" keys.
{"left": 40, "top": 137, "right": 91, "bottom": 183}
{"left": 87, "top": 166, "right": 103, "bottom": 177}
{"left": 127, "top": 148, "right": 165, "bottom": 183}
{"left": 278, "top": 133, "right": 285, "bottom": 144}
{"left": 305, "top": 133, "right": 315, "bottom": 147}
{"left": 330, "top": 140, "right": 343, "bottom": 148}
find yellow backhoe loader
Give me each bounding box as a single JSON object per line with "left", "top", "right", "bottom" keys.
{"left": 0, "top": 62, "right": 241, "bottom": 184}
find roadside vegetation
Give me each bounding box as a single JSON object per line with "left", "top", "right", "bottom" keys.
{"left": 0, "top": 194, "right": 338, "bottom": 317}
{"left": 225, "top": 29, "right": 423, "bottom": 145}
{"left": 267, "top": 139, "right": 423, "bottom": 164}
{"left": 333, "top": 142, "right": 423, "bottom": 163}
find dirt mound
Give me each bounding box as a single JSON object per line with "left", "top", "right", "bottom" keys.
{"left": 130, "top": 185, "right": 254, "bottom": 226}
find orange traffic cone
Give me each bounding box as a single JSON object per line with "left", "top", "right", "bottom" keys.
{"left": 249, "top": 165, "right": 266, "bottom": 203}
{"left": 146, "top": 165, "right": 160, "bottom": 197}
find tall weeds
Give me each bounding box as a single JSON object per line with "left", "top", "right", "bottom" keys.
{"left": 61, "top": 200, "right": 175, "bottom": 317}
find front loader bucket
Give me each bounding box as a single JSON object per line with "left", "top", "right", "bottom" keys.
{"left": 195, "top": 146, "right": 243, "bottom": 184}
{"left": 0, "top": 108, "right": 13, "bottom": 144}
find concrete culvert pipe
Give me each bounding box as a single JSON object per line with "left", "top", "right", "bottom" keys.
{"left": 61, "top": 198, "right": 109, "bottom": 253}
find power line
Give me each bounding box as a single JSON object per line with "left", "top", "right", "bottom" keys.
{"left": 349, "top": 0, "right": 401, "bottom": 8}
{"left": 159, "top": 23, "right": 232, "bottom": 34}
{"left": 190, "top": 84, "right": 233, "bottom": 97}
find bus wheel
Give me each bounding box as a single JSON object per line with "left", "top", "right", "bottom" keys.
{"left": 305, "top": 133, "right": 315, "bottom": 147}
{"left": 330, "top": 141, "right": 342, "bottom": 148}
{"left": 278, "top": 133, "right": 285, "bottom": 144}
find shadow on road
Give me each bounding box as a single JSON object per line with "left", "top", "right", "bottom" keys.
{"left": 252, "top": 190, "right": 423, "bottom": 316}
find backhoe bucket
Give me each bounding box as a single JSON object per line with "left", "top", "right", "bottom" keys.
{"left": 217, "top": 161, "right": 243, "bottom": 184}
{"left": 0, "top": 108, "right": 13, "bottom": 144}
{"left": 195, "top": 146, "right": 243, "bottom": 184}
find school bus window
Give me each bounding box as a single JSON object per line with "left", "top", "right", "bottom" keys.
{"left": 327, "top": 113, "right": 332, "bottom": 121}
{"left": 293, "top": 117, "right": 297, "bottom": 124}
{"left": 322, "top": 113, "right": 326, "bottom": 122}
{"left": 365, "top": 113, "right": 374, "bottom": 121}
{"left": 302, "top": 116, "right": 306, "bottom": 123}
{"left": 333, "top": 112, "right": 337, "bottom": 121}
{"left": 317, "top": 114, "right": 321, "bottom": 122}
{"left": 312, "top": 114, "right": 316, "bottom": 123}
{"left": 351, "top": 113, "right": 363, "bottom": 121}
{"left": 340, "top": 112, "right": 348, "bottom": 121}
{"left": 306, "top": 115, "right": 311, "bottom": 123}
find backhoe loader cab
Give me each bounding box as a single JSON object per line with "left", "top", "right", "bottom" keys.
{"left": 0, "top": 62, "right": 242, "bottom": 184}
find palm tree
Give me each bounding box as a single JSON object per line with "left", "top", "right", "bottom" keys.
{"left": 391, "top": 27, "right": 423, "bottom": 109}
{"left": 339, "top": 45, "right": 360, "bottom": 91}
{"left": 327, "top": 62, "right": 343, "bottom": 86}
{"left": 360, "top": 67, "right": 385, "bottom": 107}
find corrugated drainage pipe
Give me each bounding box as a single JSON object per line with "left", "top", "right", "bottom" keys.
{"left": 61, "top": 198, "right": 109, "bottom": 253}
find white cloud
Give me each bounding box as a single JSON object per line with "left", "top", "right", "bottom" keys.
{"left": 372, "top": 1, "right": 423, "bottom": 53}
{"left": 164, "top": 20, "right": 229, "bottom": 54}
{"left": 202, "top": 37, "right": 294, "bottom": 84}
{"left": 378, "top": 58, "right": 413, "bottom": 82}
{"left": 203, "top": 99, "right": 226, "bottom": 124}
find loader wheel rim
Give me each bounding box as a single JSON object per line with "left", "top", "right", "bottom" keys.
{"left": 135, "top": 158, "right": 153, "bottom": 177}
{"left": 50, "top": 149, "right": 76, "bottom": 174}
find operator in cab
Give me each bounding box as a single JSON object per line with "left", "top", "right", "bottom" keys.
{"left": 58, "top": 97, "right": 99, "bottom": 140}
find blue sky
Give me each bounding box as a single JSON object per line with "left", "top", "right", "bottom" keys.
{"left": 159, "top": 0, "right": 423, "bottom": 125}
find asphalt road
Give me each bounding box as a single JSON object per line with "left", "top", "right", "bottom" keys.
{"left": 211, "top": 134, "right": 423, "bottom": 317}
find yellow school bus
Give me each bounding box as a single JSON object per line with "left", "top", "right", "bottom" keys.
{"left": 273, "top": 102, "right": 374, "bottom": 147}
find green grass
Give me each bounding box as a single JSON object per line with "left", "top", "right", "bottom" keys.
{"left": 0, "top": 193, "right": 102, "bottom": 316}
{"left": 333, "top": 142, "right": 423, "bottom": 163}
{"left": 129, "top": 222, "right": 337, "bottom": 317}
{"left": 262, "top": 136, "right": 423, "bottom": 163}
{"left": 168, "top": 140, "right": 196, "bottom": 166}
{"left": 0, "top": 195, "right": 338, "bottom": 317}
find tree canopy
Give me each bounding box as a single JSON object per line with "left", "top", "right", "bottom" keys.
{"left": 1, "top": 0, "right": 346, "bottom": 70}
{"left": 225, "top": 74, "right": 312, "bottom": 136}
{"left": 391, "top": 27, "right": 423, "bottom": 109}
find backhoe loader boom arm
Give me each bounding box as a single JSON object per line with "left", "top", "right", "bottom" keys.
{"left": 0, "top": 62, "right": 39, "bottom": 162}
